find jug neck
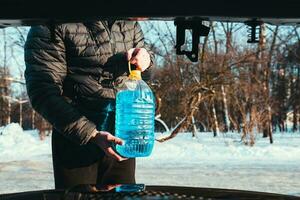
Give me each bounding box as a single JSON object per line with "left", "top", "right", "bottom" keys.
{"left": 129, "top": 70, "right": 142, "bottom": 80}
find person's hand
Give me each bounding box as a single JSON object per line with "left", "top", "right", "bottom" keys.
{"left": 90, "top": 131, "right": 127, "bottom": 162}
{"left": 126, "top": 48, "right": 151, "bottom": 72}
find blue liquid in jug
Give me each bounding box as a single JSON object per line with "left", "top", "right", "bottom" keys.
{"left": 115, "top": 89, "right": 155, "bottom": 157}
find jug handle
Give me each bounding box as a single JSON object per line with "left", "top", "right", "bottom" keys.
{"left": 128, "top": 61, "right": 142, "bottom": 73}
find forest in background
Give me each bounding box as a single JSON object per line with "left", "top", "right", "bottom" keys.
{"left": 144, "top": 22, "right": 300, "bottom": 145}
{"left": 1, "top": 22, "right": 300, "bottom": 144}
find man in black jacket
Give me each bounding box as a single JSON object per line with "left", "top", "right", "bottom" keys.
{"left": 24, "top": 20, "right": 153, "bottom": 189}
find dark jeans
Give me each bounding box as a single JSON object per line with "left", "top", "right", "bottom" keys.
{"left": 52, "top": 100, "right": 135, "bottom": 189}
{"left": 52, "top": 149, "right": 136, "bottom": 189}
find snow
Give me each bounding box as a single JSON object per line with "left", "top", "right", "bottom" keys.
{"left": 0, "top": 123, "right": 300, "bottom": 196}
{"left": 0, "top": 123, "right": 53, "bottom": 194}
{"left": 137, "top": 132, "right": 300, "bottom": 196}
{"left": 0, "top": 123, "right": 51, "bottom": 162}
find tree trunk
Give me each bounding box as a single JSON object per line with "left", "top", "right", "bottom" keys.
{"left": 32, "top": 109, "right": 35, "bottom": 129}
{"left": 212, "top": 101, "right": 219, "bottom": 137}
{"left": 265, "top": 25, "right": 278, "bottom": 142}
{"left": 293, "top": 106, "right": 298, "bottom": 132}
{"left": 19, "top": 100, "right": 23, "bottom": 127}
{"left": 221, "top": 85, "right": 229, "bottom": 132}
{"left": 191, "top": 116, "right": 197, "bottom": 137}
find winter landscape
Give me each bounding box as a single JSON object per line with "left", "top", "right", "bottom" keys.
{"left": 0, "top": 123, "right": 299, "bottom": 196}
{"left": 1, "top": 22, "right": 300, "bottom": 198}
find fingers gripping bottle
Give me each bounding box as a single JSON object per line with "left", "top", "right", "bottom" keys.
{"left": 115, "top": 62, "right": 155, "bottom": 157}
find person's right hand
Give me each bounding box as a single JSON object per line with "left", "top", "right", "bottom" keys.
{"left": 90, "top": 131, "right": 127, "bottom": 162}
{"left": 126, "top": 48, "right": 151, "bottom": 72}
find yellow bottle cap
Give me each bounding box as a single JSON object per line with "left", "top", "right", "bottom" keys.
{"left": 129, "top": 70, "right": 142, "bottom": 80}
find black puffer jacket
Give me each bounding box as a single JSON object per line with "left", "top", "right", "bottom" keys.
{"left": 25, "top": 21, "right": 153, "bottom": 146}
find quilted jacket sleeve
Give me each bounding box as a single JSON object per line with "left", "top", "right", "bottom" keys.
{"left": 24, "top": 25, "right": 97, "bottom": 145}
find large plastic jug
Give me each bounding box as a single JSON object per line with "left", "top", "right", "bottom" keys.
{"left": 115, "top": 64, "right": 155, "bottom": 157}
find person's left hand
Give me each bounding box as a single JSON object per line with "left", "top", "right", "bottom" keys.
{"left": 126, "top": 48, "right": 151, "bottom": 71}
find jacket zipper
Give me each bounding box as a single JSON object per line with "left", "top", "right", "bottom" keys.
{"left": 84, "top": 23, "right": 101, "bottom": 53}
{"left": 102, "top": 21, "right": 116, "bottom": 54}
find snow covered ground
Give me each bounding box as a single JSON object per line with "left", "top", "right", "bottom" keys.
{"left": 0, "top": 123, "right": 300, "bottom": 196}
